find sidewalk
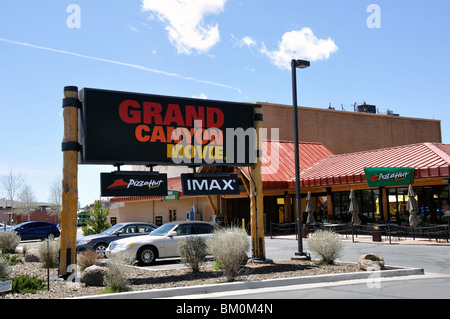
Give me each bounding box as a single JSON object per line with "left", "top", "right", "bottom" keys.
{"left": 273, "top": 233, "right": 450, "bottom": 246}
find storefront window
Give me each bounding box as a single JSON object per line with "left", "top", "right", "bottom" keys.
{"left": 333, "top": 189, "right": 380, "bottom": 223}
{"left": 387, "top": 185, "right": 449, "bottom": 224}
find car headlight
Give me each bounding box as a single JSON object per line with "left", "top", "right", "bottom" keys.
{"left": 77, "top": 239, "right": 92, "bottom": 245}
{"left": 109, "top": 242, "right": 134, "bottom": 250}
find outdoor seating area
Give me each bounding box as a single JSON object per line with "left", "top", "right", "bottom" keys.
{"left": 269, "top": 221, "right": 450, "bottom": 244}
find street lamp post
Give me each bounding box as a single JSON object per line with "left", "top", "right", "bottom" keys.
{"left": 291, "top": 59, "right": 311, "bottom": 260}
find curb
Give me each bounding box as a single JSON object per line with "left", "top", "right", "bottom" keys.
{"left": 73, "top": 265, "right": 424, "bottom": 299}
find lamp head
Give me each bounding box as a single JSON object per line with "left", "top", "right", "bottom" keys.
{"left": 293, "top": 59, "right": 310, "bottom": 69}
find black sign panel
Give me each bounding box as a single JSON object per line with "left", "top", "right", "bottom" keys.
{"left": 79, "top": 88, "right": 256, "bottom": 166}
{"left": 100, "top": 172, "right": 168, "bottom": 197}
{"left": 181, "top": 174, "right": 240, "bottom": 196}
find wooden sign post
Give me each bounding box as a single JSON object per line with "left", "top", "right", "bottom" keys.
{"left": 59, "top": 86, "right": 80, "bottom": 277}
{"left": 250, "top": 105, "right": 265, "bottom": 260}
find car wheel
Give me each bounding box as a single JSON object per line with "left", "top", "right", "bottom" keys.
{"left": 137, "top": 246, "right": 157, "bottom": 265}
{"left": 47, "top": 233, "right": 55, "bottom": 240}
{"left": 94, "top": 243, "right": 108, "bottom": 257}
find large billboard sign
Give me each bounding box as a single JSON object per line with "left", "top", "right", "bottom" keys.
{"left": 79, "top": 88, "right": 256, "bottom": 166}
{"left": 364, "top": 167, "right": 415, "bottom": 187}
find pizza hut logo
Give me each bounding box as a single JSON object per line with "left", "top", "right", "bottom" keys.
{"left": 369, "top": 171, "right": 410, "bottom": 182}
{"left": 107, "top": 178, "right": 165, "bottom": 190}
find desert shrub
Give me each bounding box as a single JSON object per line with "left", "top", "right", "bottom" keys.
{"left": 102, "top": 256, "right": 132, "bottom": 294}
{"left": 38, "top": 239, "right": 59, "bottom": 268}
{"left": 306, "top": 230, "right": 344, "bottom": 264}
{"left": 207, "top": 227, "right": 251, "bottom": 282}
{"left": 0, "top": 231, "right": 21, "bottom": 253}
{"left": 0, "top": 256, "right": 12, "bottom": 279}
{"left": 0, "top": 253, "right": 23, "bottom": 266}
{"left": 77, "top": 250, "right": 101, "bottom": 272}
{"left": 178, "top": 236, "right": 208, "bottom": 273}
{"left": 11, "top": 274, "right": 46, "bottom": 294}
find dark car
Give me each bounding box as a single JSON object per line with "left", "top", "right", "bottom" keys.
{"left": 9, "top": 221, "right": 60, "bottom": 241}
{"left": 76, "top": 222, "right": 158, "bottom": 257}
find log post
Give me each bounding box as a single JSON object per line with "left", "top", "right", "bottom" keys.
{"left": 59, "top": 86, "right": 80, "bottom": 278}
{"left": 250, "top": 105, "right": 265, "bottom": 260}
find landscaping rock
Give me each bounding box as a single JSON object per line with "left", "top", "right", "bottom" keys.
{"left": 357, "top": 254, "right": 385, "bottom": 271}
{"left": 82, "top": 265, "right": 107, "bottom": 286}
{"left": 24, "top": 250, "right": 40, "bottom": 262}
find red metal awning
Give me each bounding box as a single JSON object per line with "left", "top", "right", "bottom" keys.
{"left": 259, "top": 140, "right": 334, "bottom": 189}
{"left": 298, "top": 143, "right": 450, "bottom": 188}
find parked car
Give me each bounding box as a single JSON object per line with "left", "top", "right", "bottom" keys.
{"left": 76, "top": 222, "right": 158, "bottom": 257}
{"left": 0, "top": 223, "right": 11, "bottom": 232}
{"left": 105, "top": 221, "right": 217, "bottom": 265}
{"left": 9, "top": 221, "right": 60, "bottom": 241}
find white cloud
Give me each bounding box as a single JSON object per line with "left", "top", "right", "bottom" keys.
{"left": 192, "top": 93, "right": 208, "bottom": 99}
{"left": 0, "top": 37, "right": 241, "bottom": 93}
{"left": 231, "top": 34, "right": 257, "bottom": 48}
{"left": 260, "top": 28, "right": 338, "bottom": 70}
{"left": 142, "top": 0, "right": 228, "bottom": 55}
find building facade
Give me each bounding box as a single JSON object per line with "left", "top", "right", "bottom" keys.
{"left": 108, "top": 102, "right": 445, "bottom": 228}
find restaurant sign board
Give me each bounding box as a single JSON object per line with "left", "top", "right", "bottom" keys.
{"left": 364, "top": 167, "right": 415, "bottom": 187}
{"left": 100, "top": 172, "right": 168, "bottom": 197}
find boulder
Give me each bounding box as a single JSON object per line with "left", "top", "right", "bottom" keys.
{"left": 357, "top": 254, "right": 385, "bottom": 271}
{"left": 24, "top": 250, "right": 40, "bottom": 262}
{"left": 82, "top": 265, "right": 107, "bottom": 286}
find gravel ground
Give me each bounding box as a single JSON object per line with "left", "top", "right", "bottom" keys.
{"left": 3, "top": 256, "right": 359, "bottom": 299}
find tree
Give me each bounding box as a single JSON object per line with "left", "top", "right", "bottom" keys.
{"left": 0, "top": 168, "right": 24, "bottom": 225}
{"left": 47, "top": 176, "right": 62, "bottom": 223}
{"left": 82, "top": 201, "right": 111, "bottom": 236}
{"left": 18, "top": 184, "right": 36, "bottom": 222}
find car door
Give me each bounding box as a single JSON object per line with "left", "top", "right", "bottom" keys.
{"left": 31, "top": 222, "right": 48, "bottom": 240}
{"left": 137, "top": 224, "right": 156, "bottom": 234}
{"left": 115, "top": 224, "right": 141, "bottom": 240}
{"left": 162, "top": 224, "right": 192, "bottom": 257}
{"left": 17, "top": 224, "right": 32, "bottom": 240}
{"left": 192, "top": 223, "right": 215, "bottom": 240}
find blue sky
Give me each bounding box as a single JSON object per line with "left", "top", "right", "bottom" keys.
{"left": 1, "top": 0, "right": 449, "bottom": 207}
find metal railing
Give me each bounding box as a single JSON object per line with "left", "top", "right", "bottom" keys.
{"left": 269, "top": 221, "right": 450, "bottom": 244}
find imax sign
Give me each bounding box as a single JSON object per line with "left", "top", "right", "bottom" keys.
{"left": 181, "top": 174, "right": 240, "bottom": 196}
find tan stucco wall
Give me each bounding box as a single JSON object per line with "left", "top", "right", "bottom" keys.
{"left": 109, "top": 196, "right": 216, "bottom": 225}
{"left": 260, "top": 103, "right": 442, "bottom": 154}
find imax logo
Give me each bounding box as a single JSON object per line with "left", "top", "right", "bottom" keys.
{"left": 181, "top": 174, "right": 240, "bottom": 196}
{"left": 187, "top": 179, "right": 235, "bottom": 191}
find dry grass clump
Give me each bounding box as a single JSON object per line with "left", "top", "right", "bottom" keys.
{"left": 178, "top": 236, "right": 208, "bottom": 273}
{"left": 306, "top": 230, "right": 344, "bottom": 264}
{"left": 207, "top": 227, "right": 251, "bottom": 282}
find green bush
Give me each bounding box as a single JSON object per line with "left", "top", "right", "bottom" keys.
{"left": 178, "top": 236, "right": 208, "bottom": 273}
{"left": 207, "top": 227, "right": 251, "bottom": 282}
{"left": 306, "top": 230, "right": 344, "bottom": 264}
{"left": 0, "top": 256, "right": 12, "bottom": 280}
{"left": 0, "top": 231, "right": 21, "bottom": 253}
{"left": 11, "top": 274, "right": 46, "bottom": 294}
{"left": 0, "top": 253, "right": 23, "bottom": 266}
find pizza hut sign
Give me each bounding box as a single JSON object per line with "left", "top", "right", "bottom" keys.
{"left": 100, "top": 172, "right": 168, "bottom": 197}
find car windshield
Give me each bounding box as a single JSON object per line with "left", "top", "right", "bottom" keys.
{"left": 148, "top": 223, "right": 176, "bottom": 236}
{"left": 101, "top": 224, "right": 124, "bottom": 235}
